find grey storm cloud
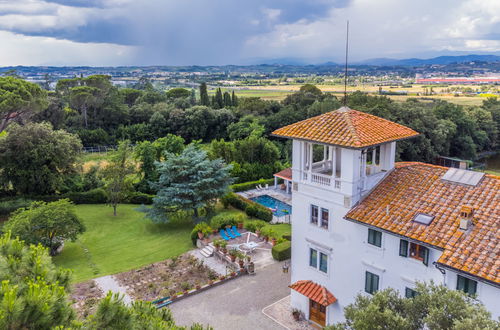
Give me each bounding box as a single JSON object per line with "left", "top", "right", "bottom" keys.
{"left": 0, "top": 0, "right": 499, "bottom": 66}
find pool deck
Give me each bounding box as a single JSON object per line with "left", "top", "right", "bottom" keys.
{"left": 238, "top": 188, "right": 292, "bottom": 224}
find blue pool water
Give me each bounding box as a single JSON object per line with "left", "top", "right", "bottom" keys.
{"left": 250, "top": 195, "right": 292, "bottom": 217}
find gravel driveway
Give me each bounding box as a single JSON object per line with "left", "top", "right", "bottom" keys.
{"left": 170, "top": 260, "right": 291, "bottom": 330}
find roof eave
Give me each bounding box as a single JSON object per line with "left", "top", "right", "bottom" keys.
{"left": 270, "top": 133, "right": 420, "bottom": 150}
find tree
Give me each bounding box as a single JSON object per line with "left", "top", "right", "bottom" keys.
{"left": 299, "top": 83, "right": 322, "bottom": 96}
{"left": 0, "top": 232, "right": 75, "bottom": 329}
{"left": 199, "top": 82, "right": 209, "bottom": 106}
{"left": 213, "top": 88, "right": 223, "bottom": 109}
{"left": 328, "top": 283, "right": 499, "bottom": 330}
{"left": 227, "top": 115, "right": 265, "bottom": 140}
{"left": 231, "top": 90, "right": 238, "bottom": 107}
{"left": 0, "top": 76, "right": 48, "bottom": 132}
{"left": 4, "top": 199, "right": 85, "bottom": 256}
{"left": 0, "top": 122, "right": 82, "bottom": 195}
{"left": 166, "top": 87, "right": 190, "bottom": 99}
{"left": 223, "top": 91, "right": 232, "bottom": 107}
{"left": 69, "top": 86, "right": 98, "bottom": 128}
{"left": 147, "top": 144, "right": 233, "bottom": 223}
{"left": 103, "top": 141, "right": 135, "bottom": 216}
{"left": 0, "top": 233, "right": 211, "bottom": 329}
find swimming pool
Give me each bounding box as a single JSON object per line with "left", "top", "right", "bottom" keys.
{"left": 250, "top": 195, "right": 292, "bottom": 217}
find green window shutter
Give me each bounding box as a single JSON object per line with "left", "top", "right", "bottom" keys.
{"left": 457, "top": 275, "right": 465, "bottom": 291}
{"left": 368, "top": 229, "right": 382, "bottom": 247}
{"left": 405, "top": 287, "right": 418, "bottom": 298}
{"left": 319, "top": 253, "right": 328, "bottom": 273}
{"left": 375, "top": 231, "right": 382, "bottom": 247}
{"left": 399, "top": 239, "right": 408, "bottom": 257}
{"left": 309, "top": 248, "right": 317, "bottom": 268}
{"left": 422, "top": 246, "right": 429, "bottom": 266}
{"left": 365, "top": 272, "right": 379, "bottom": 294}
{"left": 469, "top": 279, "right": 477, "bottom": 295}
{"left": 457, "top": 275, "right": 478, "bottom": 295}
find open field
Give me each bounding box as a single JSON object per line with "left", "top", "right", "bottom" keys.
{"left": 53, "top": 204, "right": 193, "bottom": 282}
{"left": 212, "top": 83, "right": 493, "bottom": 106}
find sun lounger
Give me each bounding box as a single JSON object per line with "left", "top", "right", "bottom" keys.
{"left": 256, "top": 185, "right": 262, "bottom": 191}
{"left": 225, "top": 228, "right": 236, "bottom": 239}
{"left": 220, "top": 229, "right": 230, "bottom": 241}
{"left": 231, "top": 226, "right": 241, "bottom": 237}
{"left": 265, "top": 184, "right": 269, "bottom": 190}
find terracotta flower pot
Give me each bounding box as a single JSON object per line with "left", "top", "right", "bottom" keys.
{"left": 238, "top": 260, "right": 244, "bottom": 268}
{"left": 271, "top": 238, "right": 277, "bottom": 246}
{"left": 256, "top": 230, "right": 261, "bottom": 237}
{"left": 237, "top": 223, "right": 243, "bottom": 229}
{"left": 230, "top": 255, "right": 236, "bottom": 262}
{"left": 197, "top": 232, "right": 203, "bottom": 239}
{"left": 264, "top": 236, "right": 269, "bottom": 242}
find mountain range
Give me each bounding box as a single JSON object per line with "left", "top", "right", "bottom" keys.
{"left": 354, "top": 54, "right": 500, "bottom": 66}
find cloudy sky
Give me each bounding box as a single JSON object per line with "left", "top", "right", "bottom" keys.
{"left": 0, "top": 0, "right": 499, "bottom": 66}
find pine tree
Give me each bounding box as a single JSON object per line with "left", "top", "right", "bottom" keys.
{"left": 231, "top": 90, "right": 238, "bottom": 106}
{"left": 199, "top": 82, "right": 209, "bottom": 106}
{"left": 223, "top": 91, "right": 232, "bottom": 107}
{"left": 146, "top": 144, "right": 233, "bottom": 223}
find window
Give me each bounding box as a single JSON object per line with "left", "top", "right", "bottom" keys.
{"left": 405, "top": 287, "right": 418, "bottom": 298}
{"left": 368, "top": 229, "right": 382, "bottom": 247}
{"left": 365, "top": 271, "right": 379, "bottom": 294}
{"left": 309, "top": 248, "right": 318, "bottom": 268}
{"left": 399, "top": 240, "right": 429, "bottom": 266}
{"left": 321, "top": 208, "right": 329, "bottom": 229}
{"left": 399, "top": 240, "right": 408, "bottom": 257}
{"left": 309, "top": 248, "right": 328, "bottom": 274}
{"left": 409, "top": 243, "right": 429, "bottom": 266}
{"left": 457, "top": 275, "right": 477, "bottom": 295}
{"left": 319, "top": 252, "right": 328, "bottom": 273}
{"left": 311, "top": 205, "right": 318, "bottom": 225}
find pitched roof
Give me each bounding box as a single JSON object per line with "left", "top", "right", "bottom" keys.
{"left": 274, "top": 168, "right": 292, "bottom": 181}
{"left": 289, "top": 280, "right": 337, "bottom": 306}
{"left": 272, "top": 107, "right": 419, "bottom": 148}
{"left": 346, "top": 162, "right": 500, "bottom": 284}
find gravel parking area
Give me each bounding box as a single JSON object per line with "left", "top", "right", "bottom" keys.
{"left": 170, "top": 260, "right": 291, "bottom": 330}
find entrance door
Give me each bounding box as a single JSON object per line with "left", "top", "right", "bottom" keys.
{"left": 309, "top": 299, "right": 326, "bottom": 326}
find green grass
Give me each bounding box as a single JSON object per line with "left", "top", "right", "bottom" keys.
{"left": 243, "top": 217, "right": 291, "bottom": 239}
{"left": 53, "top": 204, "right": 193, "bottom": 283}
{"left": 80, "top": 152, "right": 112, "bottom": 163}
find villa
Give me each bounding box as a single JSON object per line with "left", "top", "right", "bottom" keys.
{"left": 272, "top": 106, "right": 500, "bottom": 327}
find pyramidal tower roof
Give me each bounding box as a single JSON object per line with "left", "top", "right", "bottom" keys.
{"left": 271, "top": 106, "right": 419, "bottom": 148}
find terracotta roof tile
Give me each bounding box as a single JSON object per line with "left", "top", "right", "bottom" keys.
{"left": 346, "top": 162, "right": 500, "bottom": 284}
{"left": 274, "top": 168, "right": 292, "bottom": 181}
{"left": 272, "top": 107, "right": 419, "bottom": 148}
{"left": 289, "top": 280, "right": 337, "bottom": 306}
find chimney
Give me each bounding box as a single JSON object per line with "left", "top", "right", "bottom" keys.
{"left": 459, "top": 206, "right": 474, "bottom": 231}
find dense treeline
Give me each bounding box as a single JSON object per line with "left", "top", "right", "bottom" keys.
{"left": 0, "top": 76, "right": 498, "bottom": 197}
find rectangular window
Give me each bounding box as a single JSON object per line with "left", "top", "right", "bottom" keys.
{"left": 319, "top": 252, "right": 328, "bottom": 273}
{"left": 368, "top": 229, "right": 382, "bottom": 247}
{"left": 309, "top": 248, "right": 318, "bottom": 268}
{"left": 320, "top": 208, "right": 329, "bottom": 229}
{"left": 399, "top": 239, "right": 408, "bottom": 257}
{"left": 405, "top": 287, "right": 418, "bottom": 298}
{"left": 365, "top": 271, "right": 379, "bottom": 294}
{"left": 409, "top": 243, "right": 429, "bottom": 266}
{"left": 457, "top": 275, "right": 477, "bottom": 295}
{"left": 311, "top": 205, "right": 318, "bottom": 225}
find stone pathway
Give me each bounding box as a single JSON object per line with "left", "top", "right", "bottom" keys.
{"left": 94, "top": 275, "right": 133, "bottom": 305}
{"left": 262, "top": 295, "right": 315, "bottom": 330}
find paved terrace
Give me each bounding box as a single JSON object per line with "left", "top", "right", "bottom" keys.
{"left": 170, "top": 260, "right": 291, "bottom": 330}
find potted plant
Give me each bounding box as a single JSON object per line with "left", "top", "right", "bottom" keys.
{"left": 213, "top": 239, "right": 221, "bottom": 251}
{"left": 246, "top": 255, "right": 251, "bottom": 262}
{"left": 238, "top": 253, "right": 245, "bottom": 268}
{"left": 228, "top": 248, "right": 238, "bottom": 262}
{"left": 197, "top": 231, "right": 204, "bottom": 239}
{"left": 219, "top": 275, "right": 226, "bottom": 281}
{"left": 292, "top": 308, "right": 301, "bottom": 321}
{"left": 195, "top": 284, "right": 201, "bottom": 290}
{"left": 220, "top": 240, "right": 227, "bottom": 254}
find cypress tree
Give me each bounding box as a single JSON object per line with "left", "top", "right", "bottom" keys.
{"left": 223, "top": 91, "right": 232, "bottom": 107}
{"left": 231, "top": 90, "right": 238, "bottom": 107}
{"left": 199, "top": 82, "right": 209, "bottom": 106}
{"left": 214, "top": 88, "right": 223, "bottom": 109}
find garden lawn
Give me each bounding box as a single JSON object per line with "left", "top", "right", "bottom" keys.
{"left": 53, "top": 204, "right": 193, "bottom": 283}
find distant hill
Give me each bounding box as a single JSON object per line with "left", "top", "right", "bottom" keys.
{"left": 357, "top": 55, "right": 500, "bottom": 66}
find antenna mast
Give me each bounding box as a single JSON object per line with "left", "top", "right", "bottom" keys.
{"left": 343, "top": 20, "right": 349, "bottom": 106}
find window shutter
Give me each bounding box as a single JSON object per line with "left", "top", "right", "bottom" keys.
{"left": 364, "top": 271, "right": 371, "bottom": 293}
{"left": 399, "top": 239, "right": 408, "bottom": 257}
{"left": 422, "top": 246, "right": 429, "bottom": 266}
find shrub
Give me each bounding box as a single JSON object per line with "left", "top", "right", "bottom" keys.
{"left": 272, "top": 240, "right": 291, "bottom": 261}
{"left": 245, "top": 220, "right": 267, "bottom": 232}
{"left": 230, "top": 178, "right": 274, "bottom": 192}
{"left": 190, "top": 222, "right": 212, "bottom": 245}
{"left": 126, "top": 192, "right": 154, "bottom": 205}
{"left": 64, "top": 188, "right": 108, "bottom": 204}
{"left": 210, "top": 214, "right": 236, "bottom": 230}
{"left": 282, "top": 232, "right": 292, "bottom": 241}
{"left": 222, "top": 192, "right": 272, "bottom": 222}
{"left": 0, "top": 198, "right": 33, "bottom": 216}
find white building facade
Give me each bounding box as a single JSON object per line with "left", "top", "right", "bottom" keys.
{"left": 273, "top": 107, "right": 500, "bottom": 327}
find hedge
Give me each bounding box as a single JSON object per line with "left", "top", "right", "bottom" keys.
{"left": 126, "top": 192, "right": 154, "bottom": 205}
{"left": 37, "top": 188, "right": 108, "bottom": 204}
{"left": 222, "top": 192, "right": 273, "bottom": 222}
{"left": 271, "top": 240, "right": 291, "bottom": 261}
{"left": 0, "top": 198, "right": 33, "bottom": 216}
{"left": 230, "top": 178, "right": 275, "bottom": 192}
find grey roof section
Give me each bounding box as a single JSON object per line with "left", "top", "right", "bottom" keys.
{"left": 441, "top": 167, "right": 485, "bottom": 186}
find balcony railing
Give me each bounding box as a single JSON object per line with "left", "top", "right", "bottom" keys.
{"left": 301, "top": 170, "right": 341, "bottom": 189}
